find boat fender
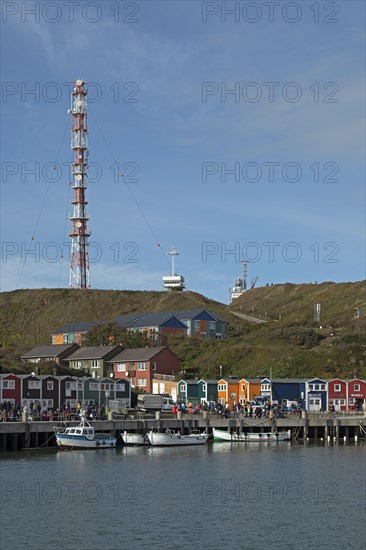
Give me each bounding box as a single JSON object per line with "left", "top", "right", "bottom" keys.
{"left": 96, "top": 441, "right": 101, "bottom": 447}
{"left": 102, "top": 441, "right": 106, "bottom": 445}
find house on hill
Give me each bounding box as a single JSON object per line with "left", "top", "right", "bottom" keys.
{"left": 109, "top": 346, "right": 181, "bottom": 393}
{"left": 21, "top": 343, "right": 79, "bottom": 367}
{"left": 51, "top": 320, "right": 112, "bottom": 345}
{"left": 50, "top": 309, "right": 227, "bottom": 344}
{"left": 125, "top": 313, "right": 188, "bottom": 340}
{"left": 65, "top": 346, "right": 123, "bottom": 378}
{"left": 173, "top": 309, "right": 227, "bottom": 340}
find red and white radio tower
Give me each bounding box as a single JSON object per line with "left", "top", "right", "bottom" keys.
{"left": 69, "top": 79, "right": 91, "bottom": 289}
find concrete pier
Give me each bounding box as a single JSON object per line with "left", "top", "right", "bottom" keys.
{"left": 0, "top": 413, "right": 365, "bottom": 451}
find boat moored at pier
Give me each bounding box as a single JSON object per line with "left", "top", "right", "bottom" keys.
{"left": 147, "top": 429, "right": 209, "bottom": 446}
{"left": 121, "top": 431, "right": 148, "bottom": 445}
{"left": 54, "top": 416, "right": 117, "bottom": 450}
{"left": 213, "top": 428, "right": 291, "bottom": 442}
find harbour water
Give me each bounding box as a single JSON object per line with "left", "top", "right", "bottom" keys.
{"left": 1, "top": 441, "right": 365, "bottom": 550}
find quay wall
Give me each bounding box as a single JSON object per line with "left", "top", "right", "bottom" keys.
{"left": 0, "top": 413, "right": 365, "bottom": 451}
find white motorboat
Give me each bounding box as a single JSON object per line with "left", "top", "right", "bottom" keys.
{"left": 147, "top": 429, "right": 209, "bottom": 446}
{"left": 121, "top": 431, "right": 148, "bottom": 446}
{"left": 213, "top": 428, "right": 291, "bottom": 442}
{"left": 54, "top": 416, "right": 117, "bottom": 450}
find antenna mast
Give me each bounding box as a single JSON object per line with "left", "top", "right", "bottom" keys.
{"left": 69, "top": 79, "right": 91, "bottom": 289}
{"left": 169, "top": 245, "right": 178, "bottom": 276}
{"left": 242, "top": 259, "right": 248, "bottom": 291}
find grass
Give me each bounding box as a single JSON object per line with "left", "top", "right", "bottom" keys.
{"left": 1, "top": 282, "right": 365, "bottom": 379}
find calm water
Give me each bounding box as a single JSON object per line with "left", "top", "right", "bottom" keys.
{"left": 1, "top": 441, "right": 365, "bottom": 550}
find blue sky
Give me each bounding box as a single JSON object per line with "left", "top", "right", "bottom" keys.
{"left": 1, "top": 0, "right": 365, "bottom": 303}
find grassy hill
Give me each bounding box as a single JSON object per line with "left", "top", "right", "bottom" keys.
{"left": 1, "top": 282, "right": 365, "bottom": 379}
{"left": 0, "top": 288, "right": 232, "bottom": 364}
{"left": 230, "top": 281, "right": 366, "bottom": 327}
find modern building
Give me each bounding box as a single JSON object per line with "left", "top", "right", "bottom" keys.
{"left": 51, "top": 309, "right": 228, "bottom": 344}
{"left": 126, "top": 313, "right": 188, "bottom": 341}
{"left": 20, "top": 343, "right": 79, "bottom": 366}
{"left": 174, "top": 309, "right": 227, "bottom": 340}
{"left": 65, "top": 345, "right": 123, "bottom": 378}
{"left": 51, "top": 321, "right": 108, "bottom": 345}
{"left": 110, "top": 346, "right": 181, "bottom": 393}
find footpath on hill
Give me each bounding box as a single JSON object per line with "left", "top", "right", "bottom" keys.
{"left": 230, "top": 311, "right": 267, "bottom": 324}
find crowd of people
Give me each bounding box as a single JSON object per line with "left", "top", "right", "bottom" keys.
{"left": 0, "top": 401, "right": 21, "bottom": 421}
{"left": 3, "top": 399, "right": 348, "bottom": 422}
{"left": 0, "top": 401, "right": 111, "bottom": 422}
{"left": 174, "top": 400, "right": 300, "bottom": 419}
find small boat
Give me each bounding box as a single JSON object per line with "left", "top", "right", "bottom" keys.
{"left": 121, "top": 431, "right": 148, "bottom": 446}
{"left": 147, "top": 429, "right": 209, "bottom": 446}
{"left": 213, "top": 428, "right": 291, "bottom": 442}
{"left": 54, "top": 416, "right": 117, "bottom": 450}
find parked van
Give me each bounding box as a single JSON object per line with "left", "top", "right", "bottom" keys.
{"left": 137, "top": 394, "right": 176, "bottom": 412}
{"left": 161, "top": 397, "right": 176, "bottom": 411}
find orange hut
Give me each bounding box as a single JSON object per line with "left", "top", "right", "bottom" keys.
{"left": 238, "top": 378, "right": 250, "bottom": 404}
{"left": 247, "top": 378, "right": 262, "bottom": 402}
{"left": 217, "top": 378, "right": 241, "bottom": 409}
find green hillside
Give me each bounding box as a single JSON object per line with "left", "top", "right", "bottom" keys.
{"left": 0, "top": 288, "right": 232, "bottom": 366}
{"left": 230, "top": 281, "right": 366, "bottom": 327}
{"left": 1, "top": 282, "right": 365, "bottom": 379}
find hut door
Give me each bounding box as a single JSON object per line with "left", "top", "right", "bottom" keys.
{"left": 309, "top": 397, "right": 321, "bottom": 411}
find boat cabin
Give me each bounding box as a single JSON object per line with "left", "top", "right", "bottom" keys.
{"left": 66, "top": 426, "right": 94, "bottom": 438}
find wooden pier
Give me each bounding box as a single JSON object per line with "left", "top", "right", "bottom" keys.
{"left": 0, "top": 412, "right": 365, "bottom": 451}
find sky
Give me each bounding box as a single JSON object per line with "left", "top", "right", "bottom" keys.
{"left": 1, "top": 0, "right": 365, "bottom": 303}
